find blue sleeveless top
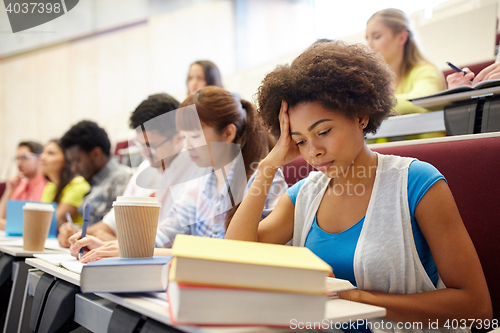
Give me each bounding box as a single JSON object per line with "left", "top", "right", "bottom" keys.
{"left": 287, "top": 160, "right": 444, "bottom": 287}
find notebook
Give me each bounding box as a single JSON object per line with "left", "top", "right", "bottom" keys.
{"left": 5, "top": 200, "right": 58, "bottom": 238}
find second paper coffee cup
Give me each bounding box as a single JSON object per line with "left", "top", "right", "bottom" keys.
{"left": 113, "top": 196, "right": 161, "bottom": 258}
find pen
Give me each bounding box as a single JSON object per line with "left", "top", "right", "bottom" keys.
{"left": 446, "top": 61, "right": 473, "bottom": 82}
{"left": 65, "top": 212, "right": 78, "bottom": 233}
{"left": 446, "top": 61, "right": 464, "bottom": 73}
{"left": 79, "top": 203, "right": 90, "bottom": 260}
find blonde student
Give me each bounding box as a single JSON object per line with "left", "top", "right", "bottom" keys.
{"left": 366, "top": 8, "right": 445, "bottom": 116}
{"left": 225, "top": 41, "right": 491, "bottom": 329}
{"left": 69, "top": 87, "right": 287, "bottom": 261}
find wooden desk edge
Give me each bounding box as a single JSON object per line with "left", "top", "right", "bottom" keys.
{"left": 25, "top": 258, "right": 81, "bottom": 286}
{"left": 0, "top": 245, "right": 67, "bottom": 257}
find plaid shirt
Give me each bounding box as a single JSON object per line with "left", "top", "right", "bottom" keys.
{"left": 79, "top": 158, "right": 132, "bottom": 225}
{"left": 155, "top": 160, "right": 288, "bottom": 248}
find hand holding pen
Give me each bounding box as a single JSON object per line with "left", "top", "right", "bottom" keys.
{"left": 57, "top": 212, "right": 80, "bottom": 248}
{"left": 446, "top": 61, "right": 474, "bottom": 88}
{"left": 79, "top": 203, "right": 91, "bottom": 260}
{"left": 65, "top": 212, "right": 78, "bottom": 233}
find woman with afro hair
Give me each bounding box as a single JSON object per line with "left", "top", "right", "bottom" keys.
{"left": 225, "top": 41, "right": 491, "bottom": 331}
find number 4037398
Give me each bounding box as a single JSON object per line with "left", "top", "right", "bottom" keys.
{"left": 5, "top": 2, "right": 61, "bottom": 14}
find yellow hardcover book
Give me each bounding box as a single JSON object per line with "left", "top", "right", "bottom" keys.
{"left": 170, "top": 235, "right": 332, "bottom": 294}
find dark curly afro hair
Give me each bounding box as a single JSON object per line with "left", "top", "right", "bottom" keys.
{"left": 256, "top": 41, "right": 396, "bottom": 138}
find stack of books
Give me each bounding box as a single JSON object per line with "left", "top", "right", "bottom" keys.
{"left": 167, "top": 234, "right": 337, "bottom": 327}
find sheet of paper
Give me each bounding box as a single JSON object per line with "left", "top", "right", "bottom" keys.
{"left": 0, "top": 239, "right": 24, "bottom": 246}
{"left": 43, "top": 238, "right": 68, "bottom": 251}
{"left": 325, "top": 277, "right": 356, "bottom": 292}
{"left": 33, "top": 253, "right": 84, "bottom": 274}
{"left": 0, "top": 237, "right": 23, "bottom": 245}
{"left": 34, "top": 253, "right": 75, "bottom": 265}
{"left": 62, "top": 260, "right": 84, "bottom": 274}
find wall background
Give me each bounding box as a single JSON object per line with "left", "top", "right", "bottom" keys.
{"left": 0, "top": 0, "right": 498, "bottom": 180}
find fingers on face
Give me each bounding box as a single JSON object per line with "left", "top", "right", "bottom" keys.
{"left": 279, "top": 101, "right": 290, "bottom": 134}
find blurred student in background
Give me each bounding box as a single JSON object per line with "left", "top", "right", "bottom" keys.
{"left": 69, "top": 86, "right": 288, "bottom": 261}
{"left": 366, "top": 9, "right": 445, "bottom": 118}
{"left": 57, "top": 120, "right": 132, "bottom": 245}
{"left": 40, "top": 140, "right": 90, "bottom": 225}
{"left": 186, "top": 60, "right": 223, "bottom": 95}
{"left": 57, "top": 121, "right": 132, "bottom": 245}
{"left": 447, "top": 63, "right": 500, "bottom": 89}
{"left": 0, "top": 141, "right": 46, "bottom": 230}
{"left": 63, "top": 93, "right": 207, "bottom": 245}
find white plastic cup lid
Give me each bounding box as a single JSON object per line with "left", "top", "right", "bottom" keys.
{"left": 23, "top": 203, "right": 55, "bottom": 212}
{"left": 112, "top": 196, "right": 161, "bottom": 207}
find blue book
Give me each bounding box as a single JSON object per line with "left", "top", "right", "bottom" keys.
{"left": 5, "top": 200, "right": 58, "bottom": 238}
{"left": 80, "top": 256, "right": 173, "bottom": 293}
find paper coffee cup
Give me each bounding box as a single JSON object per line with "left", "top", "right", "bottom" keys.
{"left": 22, "top": 203, "right": 54, "bottom": 251}
{"left": 113, "top": 196, "right": 161, "bottom": 258}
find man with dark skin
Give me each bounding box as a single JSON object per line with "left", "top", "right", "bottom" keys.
{"left": 57, "top": 121, "right": 132, "bottom": 247}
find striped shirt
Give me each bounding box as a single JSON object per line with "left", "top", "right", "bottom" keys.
{"left": 155, "top": 159, "right": 288, "bottom": 248}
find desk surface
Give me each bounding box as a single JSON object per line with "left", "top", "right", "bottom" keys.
{"left": 410, "top": 86, "right": 500, "bottom": 111}
{"left": 96, "top": 292, "right": 290, "bottom": 333}
{"left": 25, "top": 258, "right": 80, "bottom": 285}
{"left": 365, "top": 111, "right": 445, "bottom": 139}
{"left": 96, "top": 292, "right": 385, "bottom": 332}
{"left": 0, "top": 245, "right": 67, "bottom": 257}
{"left": 26, "top": 258, "right": 386, "bottom": 332}
{"left": 0, "top": 237, "right": 68, "bottom": 257}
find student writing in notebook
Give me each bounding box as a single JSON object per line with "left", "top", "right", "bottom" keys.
{"left": 446, "top": 63, "right": 500, "bottom": 89}
{"left": 225, "top": 41, "right": 491, "bottom": 329}
{"left": 366, "top": 8, "right": 445, "bottom": 142}
{"left": 366, "top": 8, "right": 445, "bottom": 115}
{"left": 69, "top": 87, "right": 288, "bottom": 261}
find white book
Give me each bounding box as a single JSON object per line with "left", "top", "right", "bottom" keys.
{"left": 167, "top": 281, "right": 327, "bottom": 327}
